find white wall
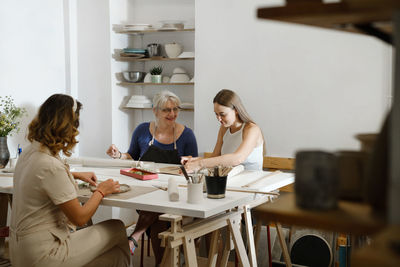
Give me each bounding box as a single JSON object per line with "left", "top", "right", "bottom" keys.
{"left": 75, "top": 0, "right": 113, "bottom": 158}
{"left": 0, "top": 0, "right": 67, "bottom": 156}
{"left": 195, "top": 0, "right": 393, "bottom": 157}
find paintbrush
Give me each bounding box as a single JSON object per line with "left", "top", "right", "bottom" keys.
{"left": 180, "top": 165, "right": 192, "bottom": 183}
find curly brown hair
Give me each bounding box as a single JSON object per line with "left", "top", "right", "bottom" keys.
{"left": 28, "top": 94, "right": 82, "bottom": 157}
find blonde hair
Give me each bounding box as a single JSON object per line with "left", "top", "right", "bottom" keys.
{"left": 153, "top": 90, "right": 181, "bottom": 109}
{"left": 28, "top": 94, "right": 82, "bottom": 157}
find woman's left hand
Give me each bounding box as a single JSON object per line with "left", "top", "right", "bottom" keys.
{"left": 72, "top": 172, "right": 98, "bottom": 186}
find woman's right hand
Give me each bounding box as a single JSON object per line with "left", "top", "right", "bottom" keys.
{"left": 181, "top": 156, "right": 201, "bottom": 165}
{"left": 97, "top": 179, "right": 120, "bottom": 196}
{"left": 106, "top": 144, "right": 120, "bottom": 159}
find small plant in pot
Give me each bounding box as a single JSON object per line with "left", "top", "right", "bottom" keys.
{"left": 150, "top": 65, "right": 163, "bottom": 83}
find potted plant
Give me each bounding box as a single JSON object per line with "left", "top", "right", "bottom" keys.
{"left": 0, "top": 96, "right": 26, "bottom": 168}
{"left": 150, "top": 65, "right": 163, "bottom": 83}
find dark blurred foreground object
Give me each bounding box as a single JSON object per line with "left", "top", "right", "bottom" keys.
{"left": 364, "top": 111, "right": 390, "bottom": 218}
{"left": 295, "top": 151, "right": 338, "bottom": 210}
{"left": 336, "top": 150, "right": 368, "bottom": 201}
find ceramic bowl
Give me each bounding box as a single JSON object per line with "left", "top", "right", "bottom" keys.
{"left": 162, "top": 76, "right": 170, "bottom": 83}
{"left": 122, "top": 71, "right": 146, "bottom": 83}
{"left": 172, "top": 67, "right": 187, "bottom": 74}
{"left": 170, "top": 73, "right": 190, "bottom": 83}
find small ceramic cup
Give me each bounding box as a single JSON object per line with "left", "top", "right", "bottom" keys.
{"left": 205, "top": 176, "right": 227, "bottom": 199}
{"left": 187, "top": 182, "right": 204, "bottom": 204}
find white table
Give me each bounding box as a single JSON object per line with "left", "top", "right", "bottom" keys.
{"left": 0, "top": 164, "right": 294, "bottom": 267}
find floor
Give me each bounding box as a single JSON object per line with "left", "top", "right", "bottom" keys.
{"left": 1, "top": 239, "right": 236, "bottom": 267}
{"left": 132, "top": 238, "right": 236, "bottom": 267}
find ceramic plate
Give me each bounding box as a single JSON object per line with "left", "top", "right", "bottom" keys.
{"left": 85, "top": 181, "right": 131, "bottom": 194}
{"left": 120, "top": 53, "right": 145, "bottom": 58}
{"left": 158, "top": 27, "right": 178, "bottom": 31}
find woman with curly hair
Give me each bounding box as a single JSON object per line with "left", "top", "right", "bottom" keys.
{"left": 9, "top": 94, "right": 130, "bottom": 267}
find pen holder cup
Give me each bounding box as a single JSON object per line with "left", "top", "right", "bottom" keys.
{"left": 187, "top": 182, "right": 204, "bottom": 204}
{"left": 205, "top": 175, "right": 227, "bottom": 199}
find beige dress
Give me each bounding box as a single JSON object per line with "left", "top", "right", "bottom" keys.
{"left": 9, "top": 141, "right": 130, "bottom": 267}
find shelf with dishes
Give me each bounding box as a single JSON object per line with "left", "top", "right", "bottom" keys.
{"left": 116, "top": 56, "right": 194, "bottom": 62}
{"left": 124, "top": 95, "right": 194, "bottom": 111}
{"left": 115, "top": 42, "right": 194, "bottom": 62}
{"left": 113, "top": 21, "right": 195, "bottom": 35}
{"left": 116, "top": 28, "right": 195, "bottom": 34}
{"left": 118, "top": 82, "right": 194, "bottom": 86}
{"left": 120, "top": 67, "right": 193, "bottom": 84}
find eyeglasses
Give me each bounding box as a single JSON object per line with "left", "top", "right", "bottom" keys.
{"left": 160, "top": 107, "right": 181, "bottom": 113}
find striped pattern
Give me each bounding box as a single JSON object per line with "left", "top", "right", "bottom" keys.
{"left": 0, "top": 258, "right": 11, "bottom": 267}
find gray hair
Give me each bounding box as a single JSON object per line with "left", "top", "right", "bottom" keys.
{"left": 153, "top": 90, "right": 181, "bottom": 109}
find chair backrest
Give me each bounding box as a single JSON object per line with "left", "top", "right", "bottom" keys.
{"left": 203, "top": 152, "right": 213, "bottom": 158}
{"left": 263, "top": 156, "right": 295, "bottom": 171}
{"left": 264, "top": 156, "right": 295, "bottom": 192}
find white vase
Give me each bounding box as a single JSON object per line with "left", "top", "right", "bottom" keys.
{"left": 151, "top": 75, "right": 162, "bottom": 83}
{"left": 164, "top": 43, "right": 183, "bottom": 58}
{"left": 0, "top": 136, "right": 10, "bottom": 168}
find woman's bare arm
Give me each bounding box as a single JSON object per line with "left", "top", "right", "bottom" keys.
{"left": 58, "top": 179, "right": 120, "bottom": 226}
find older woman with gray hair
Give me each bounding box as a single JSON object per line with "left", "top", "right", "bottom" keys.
{"left": 107, "top": 90, "right": 197, "bottom": 163}
{"left": 106, "top": 90, "right": 198, "bottom": 264}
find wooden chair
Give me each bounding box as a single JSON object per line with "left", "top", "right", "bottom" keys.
{"left": 256, "top": 156, "right": 295, "bottom": 267}
{"left": 0, "top": 193, "right": 12, "bottom": 261}
{"left": 263, "top": 156, "right": 295, "bottom": 193}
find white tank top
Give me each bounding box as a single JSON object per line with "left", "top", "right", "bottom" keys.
{"left": 221, "top": 124, "right": 263, "bottom": 170}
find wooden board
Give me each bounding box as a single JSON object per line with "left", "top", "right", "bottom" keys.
{"left": 253, "top": 192, "right": 385, "bottom": 235}
{"left": 257, "top": 1, "right": 394, "bottom": 25}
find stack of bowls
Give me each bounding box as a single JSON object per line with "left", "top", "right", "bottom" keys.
{"left": 170, "top": 67, "right": 190, "bottom": 83}
{"left": 126, "top": 95, "right": 152, "bottom": 108}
